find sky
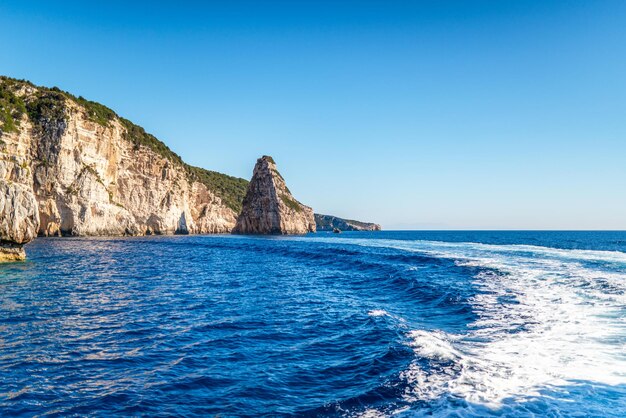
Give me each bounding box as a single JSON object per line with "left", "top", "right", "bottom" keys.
{"left": 1, "top": 0, "right": 625, "bottom": 229}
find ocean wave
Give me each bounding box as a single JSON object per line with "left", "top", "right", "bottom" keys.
{"left": 406, "top": 330, "right": 461, "bottom": 362}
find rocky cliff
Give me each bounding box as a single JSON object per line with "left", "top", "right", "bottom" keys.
{"left": 233, "top": 156, "right": 316, "bottom": 234}
{"left": 0, "top": 76, "right": 248, "bottom": 259}
{"left": 0, "top": 76, "right": 381, "bottom": 259}
{"left": 314, "top": 214, "right": 382, "bottom": 231}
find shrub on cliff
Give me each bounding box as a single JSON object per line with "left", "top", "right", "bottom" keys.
{"left": 75, "top": 96, "right": 117, "bottom": 126}
{"left": 25, "top": 90, "right": 67, "bottom": 128}
{"left": 186, "top": 166, "right": 248, "bottom": 213}
{"left": 0, "top": 80, "right": 26, "bottom": 134}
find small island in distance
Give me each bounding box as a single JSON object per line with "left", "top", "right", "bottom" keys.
{"left": 315, "top": 214, "right": 381, "bottom": 232}
{"left": 0, "top": 76, "right": 379, "bottom": 261}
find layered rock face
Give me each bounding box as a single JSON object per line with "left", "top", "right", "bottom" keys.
{"left": 0, "top": 77, "right": 247, "bottom": 259}
{"left": 233, "top": 156, "right": 316, "bottom": 234}
{"left": 314, "top": 214, "right": 381, "bottom": 231}
{"left": 26, "top": 113, "right": 237, "bottom": 237}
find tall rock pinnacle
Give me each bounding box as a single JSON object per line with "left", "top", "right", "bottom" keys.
{"left": 232, "top": 156, "right": 316, "bottom": 234}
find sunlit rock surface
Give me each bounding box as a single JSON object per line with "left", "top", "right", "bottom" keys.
{"left": 0, "top": 77, "right": 244, "bottom": 250}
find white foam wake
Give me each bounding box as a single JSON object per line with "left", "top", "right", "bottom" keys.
{"left": 368, "top": 309, "right": 390, "bottom": 317}
{"left": 303, "top": 237, "right": 626, "bottom": 413}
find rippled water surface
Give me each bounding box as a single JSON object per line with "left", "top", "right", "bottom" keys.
{"left": 1, "top": 231, "right": 625, "bottom": 417}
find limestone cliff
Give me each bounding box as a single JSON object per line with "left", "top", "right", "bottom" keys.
{"left": 314, "top": 214, "right": 382, "bottom": 231}
{"left": 0, "top": 181, "right": 39, "bottom": 260}
{"left": 233, "top": 156, "right": 315, "bottom": 234}
{"left": 0, "top": 76, "right": 247, "bottom": 259}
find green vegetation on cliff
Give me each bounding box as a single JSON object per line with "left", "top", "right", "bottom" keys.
{"left": 0, "top": 76, "right": 249, "bottom": 213}
{"left": 119, "top": 117, "right": 184, "bottom": 164}
{"left": 25, "top": 90, "right": 67, "bottom": 129}
{"left": 1, "top": 77, "right": 116, "bottom": 129}
{"left": 0, "top": 79, "right": 27, "bottom": 133}
{"left": 75, "top": 96, "right": 117, "bottom": 126}
{"left": 280, "top": 194, "right": 302, "bottom": 212}
{"left": 187, "top": 166, "right": 248, "bottom": 213}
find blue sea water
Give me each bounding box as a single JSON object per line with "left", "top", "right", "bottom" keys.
{"left": 1, "top": 231, "right": 625, "bottom": 417}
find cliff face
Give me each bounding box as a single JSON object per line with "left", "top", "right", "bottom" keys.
{"left": 314, "top": 214, "right": 382, "bottom": 231}
{"left": 0, "top": 77, "right": 247, "bottom": 258}
{"left": 233, "top": 156, "right": 315, "bottom": 234}
{"left": 0, "top": 181, "right": 39, "bottom": 261}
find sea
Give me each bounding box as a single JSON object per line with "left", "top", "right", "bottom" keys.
{"left": 1, "top": 231, "right": 625, "bottom": 417}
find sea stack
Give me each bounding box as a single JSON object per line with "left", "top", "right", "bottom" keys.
{"left": 233, "top": 156, "right": 316, "bottom": 234}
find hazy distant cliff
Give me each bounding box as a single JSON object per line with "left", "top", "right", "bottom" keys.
{"left": 0, "top": 77, "right": 247, "bottom": 257}
{"left": 314, "top": 214, "right": 381, "bottom": 231}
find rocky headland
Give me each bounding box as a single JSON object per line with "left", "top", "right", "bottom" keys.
{"left": 0, "top": 76, "right": 377, "bottom": 260}
{"left": 314, "top": 214, "right": 381, "bottom": 232}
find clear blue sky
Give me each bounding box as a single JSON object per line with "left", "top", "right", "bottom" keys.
{"left": 1, "top": 1, "right": 625, "bottom": 229}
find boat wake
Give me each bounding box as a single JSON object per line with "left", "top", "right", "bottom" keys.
{"left": 304, "top": 237, "right": 626, "bottom": 416}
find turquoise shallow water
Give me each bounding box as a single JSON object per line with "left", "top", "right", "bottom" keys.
{"left": 1, "top": 231, "right": 625, "bottom": 417}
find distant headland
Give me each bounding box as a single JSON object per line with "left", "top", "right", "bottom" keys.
{"left": 0, "top": 76, "right": 379, "bottom": 260}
